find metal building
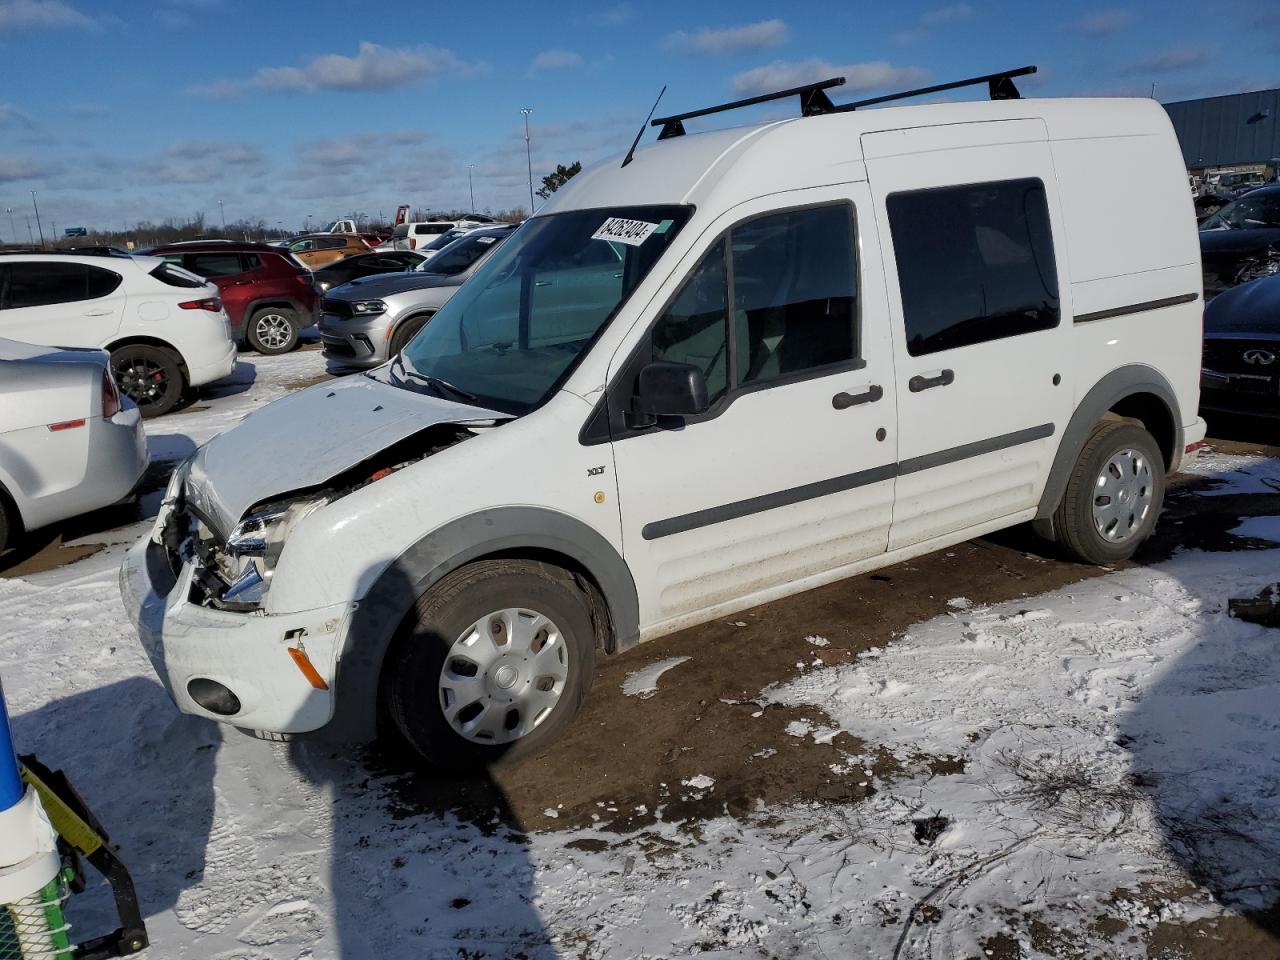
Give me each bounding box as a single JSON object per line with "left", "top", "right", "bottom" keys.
{"left": 1164, "top": 87, "right": 1280, "bottom": 176}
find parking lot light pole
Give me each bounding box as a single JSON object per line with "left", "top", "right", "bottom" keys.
{"left": 468, "top": 164, "right": 476, "bottom": 214}
{"left": 521, "top": 108, "right": 535, "bottom": 214}
{"left": 30, "top": 191, "right": 44, "bottom": 248}
{"left": 218, "top": 199, "right": 226, "bottom": 235}
{"left": 5, "top": 207, "right": 14, "bottom": 244}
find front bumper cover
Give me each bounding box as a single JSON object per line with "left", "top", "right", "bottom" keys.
{"left": 119, "top": 535, "right": 354, "bottom": 734}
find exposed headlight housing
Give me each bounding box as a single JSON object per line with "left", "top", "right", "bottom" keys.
{"left": 351, "top": 299, "right": 387, "bottom": 315}
{"left": 203, "top": 496, "right": 329, "bottom": 612}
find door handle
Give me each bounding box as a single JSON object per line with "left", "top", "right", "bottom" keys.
{"left": 83, "top": 309, "right": 112, "bottom": 316}
{"left": 832, "top": 384, "right": 883, "bottom": 409}
{"left": 908, "top": 369, "right": 955, "bottom": 393}
{"left": 232, "top": 280, "right": 253, "bottom": 286}
{"left": 533, "top": 280, "right": 553, "bottom": 287}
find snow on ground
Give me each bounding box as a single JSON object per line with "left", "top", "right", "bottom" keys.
{"left": 2, "top": 361, "right": 1279, "bottom": 958}
{"left": 1180, "top": 450, "right": 1280, "bottom": 495}
{"left": 1229, "top": 515, "right": 1280, "bottom": 542}
{"left": 621, "top": 656, "right": 691, "bottom": 699}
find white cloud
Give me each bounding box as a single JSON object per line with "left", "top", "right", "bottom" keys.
{"left": 664, "top": 19, "right": 788, "bottom": 57}
{"left": 193, "top": 41, "right": 478, "bottom": 98}
{"left": 0, "top": 154, "right": 43, "bottom": 182}
{"left": 1076, "top": 8, "right": 1134, "bottom": 36}
{"left": 0, "top": 0, "right": 94, "bottom": 31}
{"left": 920, "top": 3, "right": 972, "bottom": 26}
{"left": 528, "top": 49, "right": 582, "bottom": 76}
{"left": 894, "top": 4, "right": 972, "bottom": 43}
{"left": 143, "top": 139, "right": 268, "bottom": 184}
{"left": 0, "top": 103, "right": 34, "bottom": 127}
{"left": 1126, "top": 45, "right": 1215, "bottom": 75}
{"left": 589, "top": 2, "right": 632, "bottom": 26}
{"left": 731, "top": 59, "right": 929, "bottom": 96}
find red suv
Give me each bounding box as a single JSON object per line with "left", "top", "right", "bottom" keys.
{"left": 147, "top": 242, "right": 317, "bottom": 354}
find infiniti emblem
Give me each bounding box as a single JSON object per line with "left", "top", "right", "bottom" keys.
{"left": 1243, "top": 348, "right": 1277, "bottom": 366}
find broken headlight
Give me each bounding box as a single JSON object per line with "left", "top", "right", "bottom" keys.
{"left": 212, "top": 497, "right": 329, "bottom": 611}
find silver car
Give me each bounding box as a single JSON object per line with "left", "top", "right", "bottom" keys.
{"left": 0, "top": 338, "right": 149, "bottom": 553}
{"left": 319, "top": 226, "right": 514, "bottom": 368}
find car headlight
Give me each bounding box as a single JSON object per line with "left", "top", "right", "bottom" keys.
{"left": 351, "top": 299, "right": 387, "bottom": 315}
{"left": 219, "top": 497, "right": 328, "bottom": 609}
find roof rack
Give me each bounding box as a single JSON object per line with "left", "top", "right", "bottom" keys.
{"left": 648, "top": 66, "right": 1036, "bottom": 139}
{"left": 832, "top": 65, "right": 1037, "bottom": 112}
{"left": 652, "top": 77, "right": 846, "bottom": 140}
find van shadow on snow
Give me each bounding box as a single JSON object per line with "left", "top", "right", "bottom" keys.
{"left": 10, "top": 677, "right": 220, "bottom": 946}
{"left": 285, "top": 556, "right": 553, "bottom": 959}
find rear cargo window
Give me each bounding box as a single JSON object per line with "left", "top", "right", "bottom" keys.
{"left": 149, "top": 262, "right": 206, "bottom": 289}
{"left": 888, "top": 178, "right": 1059, "bottom": 356}
{"left": 186, "top": 252, "right": 244, "bottom": 278}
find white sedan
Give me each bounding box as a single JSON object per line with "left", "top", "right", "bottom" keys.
{"left": 0, "top": 338, "right": 149, "bottom": 554}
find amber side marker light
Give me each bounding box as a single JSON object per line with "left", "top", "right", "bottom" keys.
{"left": 48, "top": 418, "right": 86, "bottom": 431}
{"left": 287, "top": 646, "right": 330, "bottom": 690}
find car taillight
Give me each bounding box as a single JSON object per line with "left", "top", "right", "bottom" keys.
{"left": 294, "top": 274, "right": 311, "bottom": 286}
{"left": 102, "top": 368, "right": 121, "bottom": 418}
{"left": 179, "top": 297, "right": 222, "bottom": 312}
{"left": 408, "top": 238, "right": 417, "bottom": 250}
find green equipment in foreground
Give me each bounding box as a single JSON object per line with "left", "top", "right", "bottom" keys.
{"left": 0, "top": 758, "right": 147, "bottom": 960}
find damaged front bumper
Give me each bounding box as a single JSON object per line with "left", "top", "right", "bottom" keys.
{"left": 119, "top": 534, "right": 355, "bottom": 735}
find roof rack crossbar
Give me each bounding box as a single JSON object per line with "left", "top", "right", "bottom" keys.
{"left": 651, "top": 77, "right": 846, "bottom": 139}
{"left": 833, "top": 65, "right": 1037, "bottom": 112}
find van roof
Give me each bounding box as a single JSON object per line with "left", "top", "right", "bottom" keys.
{"left": 541, "top": 96, "right": 1175, "bottom": 216}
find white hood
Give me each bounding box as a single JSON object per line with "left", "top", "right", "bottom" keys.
{"left": 185, "top": 373, "right": 506, "bottom": 536}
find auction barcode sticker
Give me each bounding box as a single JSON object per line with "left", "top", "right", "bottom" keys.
{"left": 591, "top": 217, "right": 658, "bottom": 246}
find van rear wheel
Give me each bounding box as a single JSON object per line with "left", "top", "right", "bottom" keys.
{"left": 1051, "top": 421, "right": 1165, "bottom": 565}
{"left": 385, "top": 559, "right": 596, "bottom": 769}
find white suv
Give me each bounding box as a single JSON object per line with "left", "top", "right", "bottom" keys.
{"left": 0, "top": 253, "right": 236, "bottom": 416}
{"left": 121, "top": 73, "right": 1206, "bottom": 766}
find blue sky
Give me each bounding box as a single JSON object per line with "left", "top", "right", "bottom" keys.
{"left": 1, "top": 0, "right": 1277, "bottom": 237}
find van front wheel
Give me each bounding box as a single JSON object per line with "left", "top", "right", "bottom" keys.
{"left": 385, "top": 559, "right": 596, "bottom": 768}
{"left": 1051, "top": 421, "right": 1165, "bottom": 565}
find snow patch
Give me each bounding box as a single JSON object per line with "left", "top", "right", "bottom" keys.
{"left": 621, "top": 656, "right": 691, "bottom": 699}
{"left": 1229, "top": 515, "right": 1280, "bottom": 542}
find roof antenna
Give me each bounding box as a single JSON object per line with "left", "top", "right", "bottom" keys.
{"left": 622, "top": 85, "right": 667, "bottom": 168}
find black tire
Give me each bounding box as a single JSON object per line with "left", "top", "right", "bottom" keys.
{"left": 246, "top": 307, "right": 299, "bottom": 355}
{"left": 1051, "top": 421, "right": 1165, "bottom": 565}
{"left": 0, "top": 495, "right": 12, "bottom": 555}
{"left": 110, "top": 344, "right": 185, "bottom": 418}
{"left": 389, "top": 313, "right": 431, "bottom": 357}
{"left": 385, "top": 559, "right": 597, "bottom": 769}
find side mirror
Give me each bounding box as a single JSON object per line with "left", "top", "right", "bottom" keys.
{"left": 630, "top": 361, "right": 709, "bottom": 426}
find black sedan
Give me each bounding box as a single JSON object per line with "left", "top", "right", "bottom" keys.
{"left": 311, "top": 250, "right": 426, "bottom": 293}
{"left": 1199, "top": 185, "right": 1280, "bottom": 297}
{"left": 1201, "top": 274, "right": 1280, "bottom": 419}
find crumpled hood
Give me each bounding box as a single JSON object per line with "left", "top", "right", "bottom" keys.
{"left": 185, "top": 373, "right": 506, "bottom": 537}
{"left": 331, "top": 271, "right": 456, "bottom": 298}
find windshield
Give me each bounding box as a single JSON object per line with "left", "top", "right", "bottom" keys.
{"left": 420, "top": 229, "right": 465, "bottom": 253}
{"left": 394, "top": 205, "right": 692, "bottom": 414}
{"left": 1202, "top": 192, "right": 1280, "bottom": 230}
{"left": 413, "top": 232, "right": 507, "bottom": 275}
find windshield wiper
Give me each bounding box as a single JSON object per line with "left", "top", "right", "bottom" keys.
{"left": 391, "top": 355, "right": 479, "bottom": 403}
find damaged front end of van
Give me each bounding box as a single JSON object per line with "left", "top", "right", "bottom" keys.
{"left": 119, "top": 373, "right": 508, "bottom": 736}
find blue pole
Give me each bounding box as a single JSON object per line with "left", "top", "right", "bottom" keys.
{"left": 0, "top": 676, "right": 25, "bottom": 812}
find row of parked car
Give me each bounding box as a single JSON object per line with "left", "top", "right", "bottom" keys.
{"left": 0, "top": 216, "right": 518, "bottom": 554}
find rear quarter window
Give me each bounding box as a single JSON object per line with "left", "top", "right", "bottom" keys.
{"left": 149, "top": 262, "right": 207, "bottom": 289}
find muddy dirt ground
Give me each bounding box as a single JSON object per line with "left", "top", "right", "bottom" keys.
{"left": 3, "top": 383, "right": 1278, "bottom": 958}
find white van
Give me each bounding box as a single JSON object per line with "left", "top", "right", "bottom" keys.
{"left": 0, "top": 253, "right": 236, "bottom": 416}
{"left": 122, "top": 69, "right": 1205, "bottom": 766}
